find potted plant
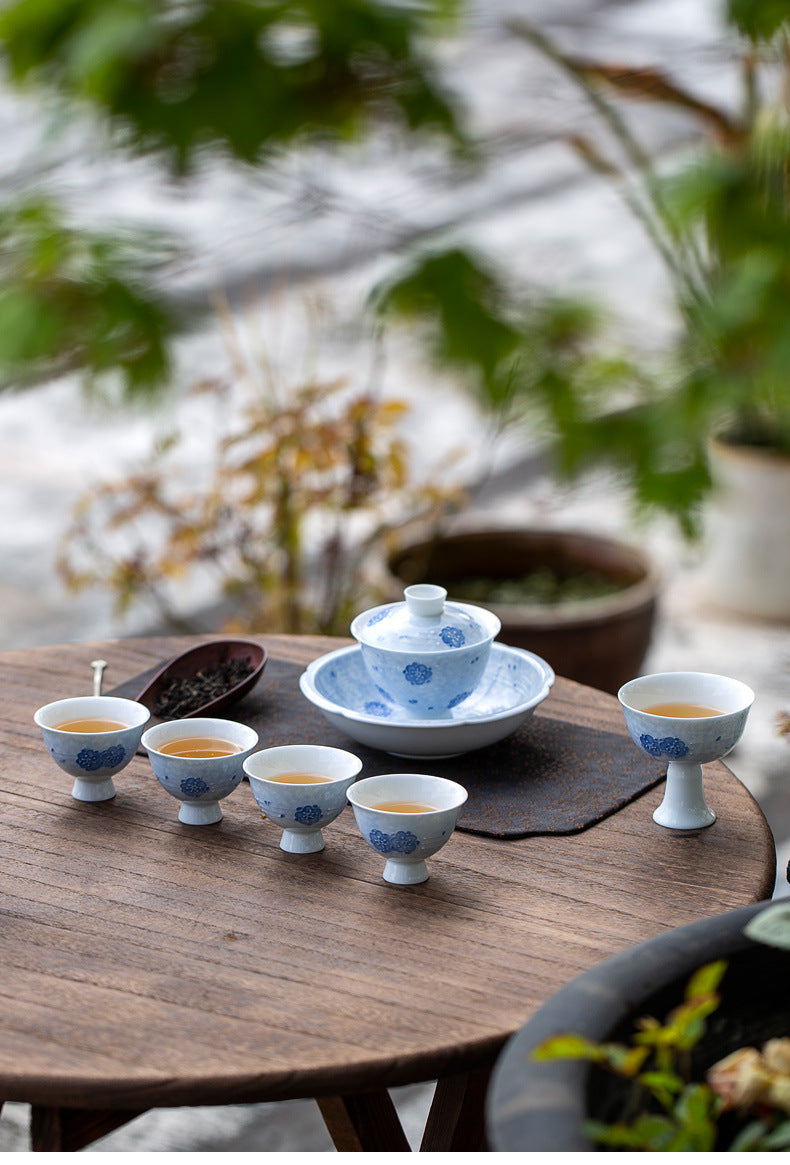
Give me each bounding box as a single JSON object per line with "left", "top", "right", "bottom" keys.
{"left": 386, "top": 524, "right": 658, "bottom": 694}
{"left": 487, "top": 899, "right": 790, "bottom": 1151}
{"left": 377, "top": 1, "right": 790, "bottom": 620}
{"left": 8, "top": 1, "right": 790, "bottom": 634}
{"left": 56, "top": 311, "right": 461, "bottom": 637}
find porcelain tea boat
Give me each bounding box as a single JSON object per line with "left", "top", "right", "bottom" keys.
{"left": 300, "top": 641, "right": 554, "bottom": 757}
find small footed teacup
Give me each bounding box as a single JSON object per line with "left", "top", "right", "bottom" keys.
{"left": 142, "top": 717, "right": 258, "bottom": 825}
{"left": 347, "top": 772, "right": 468, "bottom": 885}
{"left": 618, "top": 671, "right": 755, "bottom": 830}
{"left": 244, "top": 744, "right": 363, "bottom": 853}
{"left": 34, "top": 695, "right": 151, "bottom": 802}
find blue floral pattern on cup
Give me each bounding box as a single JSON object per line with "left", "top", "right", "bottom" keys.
{"left": 369, "top": 828, "right": 419, "bottom": 855}
{"left": 440, "top": 626, "right": 466, "bottom": 648}
{"left": 76, "top": 744, "right": 126, "bottom": 771}
{"left": 640, "top": 733, "right": 690, "bottom": 759}
{"left": 295, "top": 804, "right": 322, "bottom": 826}
{"left": 403, "top": 662, "right": 432, "bottom": 686}
{"left": 367, "top": 610, "right": 389, "bottom": 626}
{"left": 180, "top": 775, "right": 211, "bottom": 798}
{"left": 447, "top": 690, "right": 472, "bottom": 708}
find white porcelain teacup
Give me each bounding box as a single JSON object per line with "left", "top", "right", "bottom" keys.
{"left": 347, "top": 772, "right": 468, "bottom": 884}
{"left": 244, "top": 744, "right": 363, "bottom": 853}
{"left": 618, "top": 671, "right": 755, "bottom": 830}
{"left": 142, "top": 717, "right": 258, "bottom": 825}
{"left": 34, "top": 695, "right": 151, "bottom": 802}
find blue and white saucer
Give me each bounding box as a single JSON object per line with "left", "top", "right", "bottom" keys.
{"left": 299, "top": 643, "right": 555, "bottom": 757}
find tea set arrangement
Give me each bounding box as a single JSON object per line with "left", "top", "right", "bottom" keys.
{"left": 33, "top": 584, "right": 755, "bottom": 884}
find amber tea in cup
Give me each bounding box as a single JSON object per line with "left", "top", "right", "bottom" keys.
{"left": 267, "top": 771, "right": 333, "bottom": 784}
{"left": 642, "top": 702, "right": 723, "bottom": 718}
{"left": 55, "top": 717, "right": 128, "bottom": 733}
{"left": 347, "top": 773, "right": 468, "bottom": 885}
{"left": 159, "top": 736, "right": 242, "bottom": 758}
{"left": 374, "top": 800, "right": 439, "bottom": 813}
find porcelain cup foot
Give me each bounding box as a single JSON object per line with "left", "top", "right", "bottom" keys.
{"left": 382, "top": 858, "right": 429, "bottom": 885}
{"left": 280, "top": 829, "right": 325, "bottom": 854}
{"left": 71, "top": 776, "right": 117, "bottom": 802}
{"left": 178, "top": 800, "right": 223, "bottom": 825}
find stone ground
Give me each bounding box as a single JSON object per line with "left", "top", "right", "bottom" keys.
{"left": 1, "top": 0, "right": 789, "bottom": 1152}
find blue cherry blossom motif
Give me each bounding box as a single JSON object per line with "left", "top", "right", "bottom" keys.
{"left": 180, "top": 775, "right": 210, "bottom": 798}
{"left": 76, "top": 748, "right": 103, "bottom": 771}
{"left": 660, "top": 736, "right": 690, "bottom": 758}
{"left": 364, "top": 701, "right": 391, "bottom": 717}
{"left": 295, "top": 804, "right": 322, "bottom": 826}
{"left": 403, "top": 661, "right": 432, "bottom": 686}
{"left": 367, "top": 610, "right": 389, "bottom": 626}
{"left": 640, "top": 733, "right": 663, "bottom": 757}
{"left": 447, "top": 691, "right": 472, "bottom": 709}
{"left": 369, "top": 828, "right": 419, "bottom": 855}
{"left": 440, "top": 626, "right": 466, "bottom": 648}
{"left": 640, "top": 733, "right": 690, "bottom": 759}
{"left": 76, "top": 744, "right": 125, "bottom": 771}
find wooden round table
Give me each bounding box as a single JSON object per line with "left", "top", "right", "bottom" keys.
{"left": 0, "top": 635, "right": 775, "bottom": 1151}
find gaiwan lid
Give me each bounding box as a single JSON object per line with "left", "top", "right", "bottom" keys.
{"left": 350, "top": 584, "right": 499, "bottom": 652}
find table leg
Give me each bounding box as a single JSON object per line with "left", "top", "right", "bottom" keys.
{"left": 29, "top": 1105, "right": 148, "bottom": 1152}
{"left": 316, "top": 1091, "right": 412, "bottom": 1151}
{"left": 420, "top": 1067, "right": 491, "bottom": 1152}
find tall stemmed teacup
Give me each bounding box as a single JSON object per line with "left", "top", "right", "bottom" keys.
{"left": 618, "top": 671, "right": 754, "bottom": 830}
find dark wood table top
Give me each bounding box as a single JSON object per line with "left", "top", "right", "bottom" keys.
{"left": 0, "top": 634, "right": 775, "bottom": 1120}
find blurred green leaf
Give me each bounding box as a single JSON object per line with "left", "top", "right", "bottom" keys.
{"left": 0, "top": 196, "right": 175, "bottom": 395}
{"left": 685, "top": 959, "right": 727, "bottom": 1000}
{"left": 0, "top": 0, "right": 465, "bottom": 169}
{"left": 727, "top": 0, "right": 790, "bottom": 40}
{"left": 761, "top": 1119, "right": 790, "bottom": 1149}
{"left": 375, "top": 248, "right": 524, "bottom": 409}
{"left": 744, "top": 902, "right": 790, "bottom": 949}
{"left": 587, "top": 1113, "right": 677, "bottom": 1150}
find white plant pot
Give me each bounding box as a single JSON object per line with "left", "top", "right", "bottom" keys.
{"left": 705, "top": 436, "right": 790, "bottom": 619}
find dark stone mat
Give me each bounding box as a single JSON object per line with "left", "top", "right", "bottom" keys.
{"left": 111, "top": 656, "right": 665, "bottom": 840}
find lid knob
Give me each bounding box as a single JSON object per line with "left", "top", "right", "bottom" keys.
{"left": 404, "top": 584, "right": 447, "bottom": 618}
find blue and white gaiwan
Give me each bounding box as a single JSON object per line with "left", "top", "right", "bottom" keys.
{"left": 350, "top": 584, "right": 501, "bottom": 719}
